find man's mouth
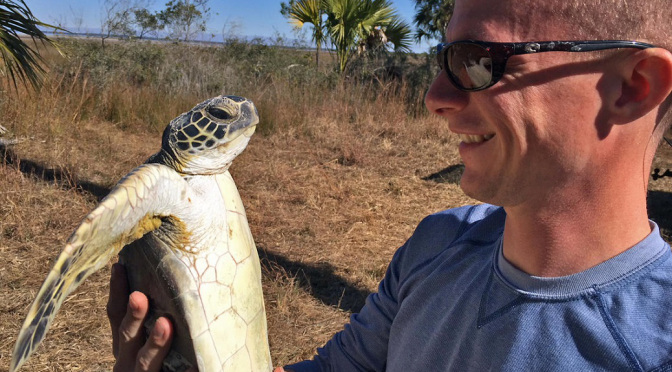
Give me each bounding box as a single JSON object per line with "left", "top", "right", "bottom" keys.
{"left": 458, "top": 133, "right": 495, "bottom": 144}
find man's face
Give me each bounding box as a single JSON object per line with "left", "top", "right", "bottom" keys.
{"left": 425, "top": 0, "right": 611, "bottom": 208}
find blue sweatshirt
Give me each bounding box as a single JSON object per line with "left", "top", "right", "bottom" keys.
{"left": 286, "top": 204, "right": 672, "bottom": 371}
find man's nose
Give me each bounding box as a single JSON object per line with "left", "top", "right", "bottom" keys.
{"left": 424, "top": 71, "right": 469, "bottom": 116}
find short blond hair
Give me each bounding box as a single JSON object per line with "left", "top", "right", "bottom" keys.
{"left": 555, "top": 1, "right": 670, "bottom": 47}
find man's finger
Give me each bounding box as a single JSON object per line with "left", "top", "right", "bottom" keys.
{"left": 135, "top": 317, "right": 173, "bottom": 372}
{"left": 107, "top": 263, "right": 129, "bottom": 358}
{"left": 114, "top": 291, "right": 150, "bottom": 372}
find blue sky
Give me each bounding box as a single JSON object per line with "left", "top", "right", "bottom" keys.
{"left": 26, "top": 0, "right": 437, "bottom": 52}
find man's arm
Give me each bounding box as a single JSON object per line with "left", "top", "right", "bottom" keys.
{"left": 283, "top": 243, "right": 407, "bottom": 372}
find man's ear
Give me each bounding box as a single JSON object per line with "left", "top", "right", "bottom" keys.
{"left": 609, "top": 48, "right": 672, "bottom": 124}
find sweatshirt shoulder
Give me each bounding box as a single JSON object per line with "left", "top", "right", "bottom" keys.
{"left": 393, "top": 204, "right": 505, "bottom": 273}
{"left": 412, "top": 204, "right": 505, "bottom": 246}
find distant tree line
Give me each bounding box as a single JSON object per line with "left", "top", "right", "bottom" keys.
{"left": 0, "top": 0, "right": 455, "bottom": 89}
{"left": 100, "top": 0, "right": 210, "bottom": 45}
{"left": 100, "top": 0, "right": 455, "bottom": 70}
{"left": 99, "top": 0, "right": 454, "bottom": 50}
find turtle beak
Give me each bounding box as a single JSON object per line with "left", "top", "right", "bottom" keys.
{"left": 243, "top": 124, "right": 256, "bottom": 137}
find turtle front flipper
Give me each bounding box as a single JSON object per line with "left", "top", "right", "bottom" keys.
{"left": 10, "top": 163, "right": 191, "bottom": 372}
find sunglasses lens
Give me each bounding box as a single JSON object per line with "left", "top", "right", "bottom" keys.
{"left": 444, "top": 43, "right": 493, "bottom": 90}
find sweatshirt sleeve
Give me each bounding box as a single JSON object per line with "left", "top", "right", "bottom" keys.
{"left": 283, "top": 205, "right": 503, "bottom": 371}
{"left": 284, "top": 242, "right": 406, "bottom": 372}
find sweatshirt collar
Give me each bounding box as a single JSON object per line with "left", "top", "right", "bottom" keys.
{"left": 495, "top": 222, "right": 670, "bottom": 297}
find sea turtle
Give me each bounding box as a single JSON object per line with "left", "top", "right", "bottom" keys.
{"left": 10, "top": 95, "right": 272, "bottom": 372}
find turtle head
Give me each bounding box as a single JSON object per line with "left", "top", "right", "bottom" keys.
{"left": 154, "top": 95, "right": 258, "bottom": 175}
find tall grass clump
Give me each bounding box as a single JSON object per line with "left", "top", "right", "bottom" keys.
{"left": 0, "top": 37, "right": 438, "bottom": 143}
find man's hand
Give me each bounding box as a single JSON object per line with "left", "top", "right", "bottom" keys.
{"left": 107, "top": 263, "right": 176, "bottom": 372}
{"left": 109, "top": 263, "right": 285, "bottom": 372}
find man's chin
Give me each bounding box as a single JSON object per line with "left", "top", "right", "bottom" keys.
{"left": 459, "top": 173, "right": 500, "bottom": 205}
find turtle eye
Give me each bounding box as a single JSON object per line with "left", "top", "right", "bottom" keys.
{"left": 207, "top": 106, "right": 234, "bottom": 121}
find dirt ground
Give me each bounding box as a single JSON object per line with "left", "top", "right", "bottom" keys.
{"left": 1, "top": 113, "right": 671, "bottom": 371}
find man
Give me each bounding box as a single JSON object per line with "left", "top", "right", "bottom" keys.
{"left": 108, "top": 0, "right": 672, "bottom": 370}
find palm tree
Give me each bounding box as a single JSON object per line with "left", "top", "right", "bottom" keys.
{"left": 413, "top": 0, "right": 453, "bottom": 43}
{"left": 0, "top": 0, "right": 60, "bottom": 90}
{"left": 283, "top": 0, "right": 327, "bottom": 67}
{"left": 326, "top": 0, "right": 411, "bottom": 72}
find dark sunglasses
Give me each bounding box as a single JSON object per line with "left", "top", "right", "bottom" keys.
{"left": 435, "top": 40, "right": 655, "bottom": 92}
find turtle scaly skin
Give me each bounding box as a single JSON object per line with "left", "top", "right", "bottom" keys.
{"left": 10, "top": 95, "right": 272, "bottom": 372}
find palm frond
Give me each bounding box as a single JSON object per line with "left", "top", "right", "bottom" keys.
{"left": 325, "top": 0, "right": 361, "bottom": 71}
{"left": 0, "top": 0, "right": 63, "bottom": 90}
{"left": 382, "top": 17, "right": 412, "bottom": 52}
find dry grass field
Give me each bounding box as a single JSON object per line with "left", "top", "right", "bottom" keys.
{"left": 0, "top": 39, "right": 671, "bottom": 371}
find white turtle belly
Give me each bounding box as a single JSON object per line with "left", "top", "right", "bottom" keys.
{"left": 119, "top": 170, "right": 271, "bottom": 372}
